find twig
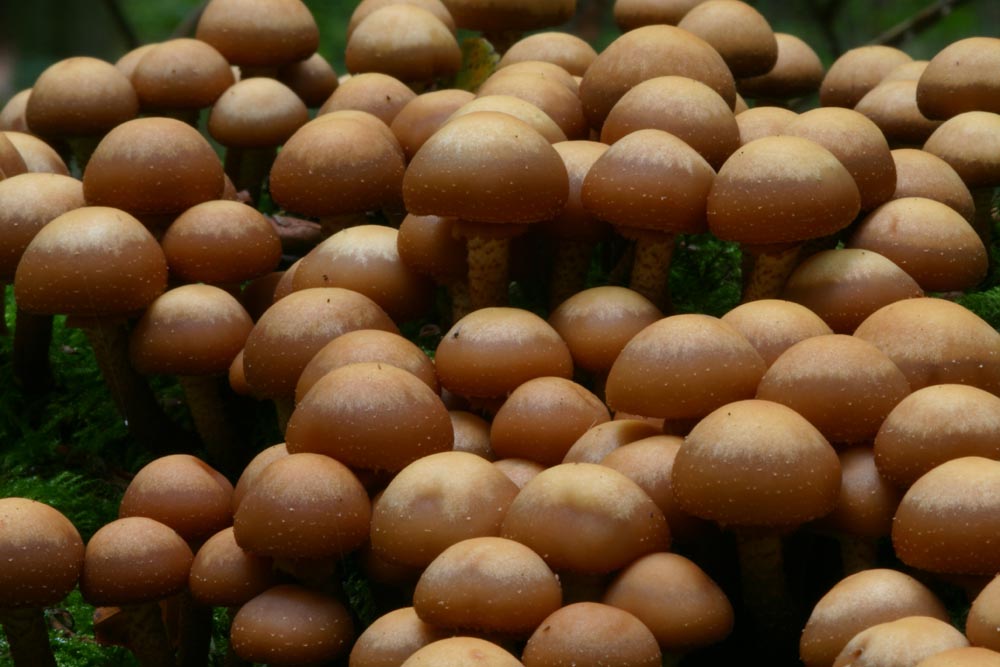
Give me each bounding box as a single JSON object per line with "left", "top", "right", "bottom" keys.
{"left": 869, "top": 0, "right": 972, "bottom": 47}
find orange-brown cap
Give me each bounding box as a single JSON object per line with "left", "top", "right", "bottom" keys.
{"left": 676, "top": 0, "right": 778, "bottom": 78}
{"left": 4, "top": 131, "right": 68, "bottom": 175}
{"left": 499, "top": 32, "right": 597, "bottom": 76}
{"left": 720, "top": 298, "right": 833, "bottom": 367}
{"left": 832, "top": 616, "right": 969, "bottom": 667}
{"left": 208, "top": 78, "right": 309, "bottom": 148}
{"left": 916, "top": 37, "right": 1000, "bottom": 120}
{"left": 318, "top": 72, "right": 416, "bottom": 125}
{"left": 189, "top": 527, "right": 276, "bottom": 607}
{"left": 522, "top": 602, "right": 662, "bottom": 666}
{"left": 195, "top": 0, "right": 319, "bottom": 69}
{"left": 401, "top": 637, "right": 524, "bottom": 667}
{"left": 131, "top": 38, "right": 234, "bottom": 112}
{"left": 349, "top": 0, "right": 456, "bottom": 38}
{"left": 390, "top": 89, "right": 475, "bottom": 161}
{"left": 440, "top": 0, "right": 574, "bottom": 31}
{"left": 277, "top": 53, "right": 339, "bottom": 108}
{"left": 0, "top": 173, "right": 84, "bottom": 280}
{"left": 737, "top": 33, "right": 824, "bottom": 101}
{"left": 346, "top": 5, "right": 461, "bottom": 83}
{"left": 349, "top": 607, "right": 451, "bottom": 667}
{"left": 890, "top": 148, "right": 976, "bottom": 223}
{"left": 820, "top": 45, "right": 913, "bottom": 108}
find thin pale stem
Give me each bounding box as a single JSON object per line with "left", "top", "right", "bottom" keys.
{"left": 629, "top": 234, "right": 675, "bottom": 313}
{"left": 123, "top": 602, "right": 175, "bottom": 667}
{"left": 742, "top": 244, "right": 802, "bottom": 302}
{"left": 467, "top": 235, "right": 511, "bottom": 309}
{"left": 548, "top": 239, "right": 594, "bottom": 309}
{"left": 179, "top": 375, "right": 241, "bottom": 477}
{"left": 733, "top": 528, "right": 799, "bottom": 660}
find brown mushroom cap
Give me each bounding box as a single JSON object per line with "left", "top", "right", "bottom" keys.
{"left": 14, "top": 206, "right": 167, "bottom": 317}
{"left": 606, "top": 314, "right": 766, "bottom": 421}
{"left": 82, "top": 117, "right": 224, "bottom": 217}
{"left": 4, "top": 131, "right": 69, "bottom": 175}
{"left": 522, "top": 602, "right": 662, "bottom": 667}
{"left": 233, "top": 452, "right": 371, "bottom": 559}
{"left": 875, "top": 384, "right": 1000, "bottom": 490}
{"left": 832, "top": 616, "right": 969, "bottom": 667}
{"left": 543, "top": 140, "right": 611, "bottom": 242}
{"left": 195, "top": 0, "right": 320, "bottom": 69}
{"left": 923, "top": 111, "right": 1000, "bottom": 189}
{"left": 720, "top": 298, "right": 833, "bottom": 367}
{"left": 25, "top": 57, "right": 138, "bottom": 139}
{"left": 0, "top": 131, "right": 28, "bottom": 178}
{"left": 277, "top": 53, "right": 339, "bottom": 108}
{"left": 579, "top": 24, "right": 736, "bottom": 130}
{"left": 0, "top": 173, "right": 84, "bottom": 280}
{"left": 916, "top": 37, "right": 1000, "bottom": 120}
{"left": 413, "top": 536, "right": 562, "bottom": 637}
{"left": 501, "top": 462, "right": 670, "bottom": 574}
{"left": 448, "top": 95, "right": 567, "bottom": 144}
{"left": 129, "top": 285, "right": 253, "bottom": 377}
{"left": 231, "top": 443, "right": 288, "bottom": 513}
{"left": 756, "top": 334, "right": 911, "bottom": 445}
{"left": 967, "top": 576, "right": 1000, "bottom": 652}
{"left": 189, "top": 527, "right": 277, "bottom": 607}
{"left": 0, "top": 89, "right": 32, "bottom": 133}
{"left": 490, "top": 60, "right": 580, "bottom": 95}
{"left": 349, "top": 606, "right": 451, "bottom": 667}
{"left": 893, "top": 457, "right": 1000, "bottom": 575}
{"left": 81, "top": 517, "right": 193, "bottom": 606}
{"left": 0, "top": 498, "right": 84, "bottom": 609}
{"left": 707, "top": 135, "right": 861, "bottom": 245}
{"left": 230, "top": 584, "right": 354, "bottom": 665}
{"left": 499, "top": 32, "right": 597, "bottom": 77}
{"left": 131, "top": 38, "right": 234, "bottom": 112}
{"left": 603, "top": 552, "right": 733, "bottom": 652}
{"left": 853, "top": 297, "right": 1000, "bottom": 396}
{"left": 346, "top": 5, "right": 461, "bottom": 83}
{"left": 915, "top": 647, "right": 1000, "bottom": 667}
{"left": 855, "top": 79, "right": 942, "bottom": 147}
{"left": 613, "top": 0, "right": 705, "bottom": 30}
{"left": 318, "top": 72, "right": 416, "bottom": 125}
{"left": 673, "top": 399, "right": 841, "bottom": 528}
{"left": 435, "top": 307, "right": 573, "bottom": 400}
{"left": 800, "top": 569, "right": 950, "bottom": 667}
{"left": 348, "top": 0, "right": 456, "bottom": 37}
{"left": 401, "top": 637, "right": 524, "bottom": 667}
{"left": 847, "top": 197, "right": 987, "bottom": 291}
{"left": 737, "top": 33, "right": 824, "bottom": 101}
{"left": 890, "top": 148, "right": 976, "bottom": 223}
{"left": 439, "top": 0, "right": 574, "bottom": 31}
{"left": 118, "top": 454, "right": 234, "bottom": 545}
{"left": 563, "top": 419, "right": 662, "bottom": 465}
{"left": 390, "top": 90, "right": 475, "bottom": 161}
{"left": 676, "top": 0, "right": 778, "bottom": 78}
{"left": 816, "top": 446, "right": 903, "bottom": 540}
{"left": 734, "top": 105, "right": 798, "bottom": 145}
{"left": 477, "top": 73, "right": 587, "bottom": 141}
{"left": 208, "top": 78, "right": 309, "bottom": 148}
{"left": 820, "top": 45, "right": 914, "bottom": 109}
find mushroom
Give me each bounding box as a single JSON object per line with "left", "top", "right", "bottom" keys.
{"left": 832, "top": 616, "right": 969, "bottom": 667}
{"left": 396, "top": 213, "right": 471, "bottom": 322}
{"left": 438, "top": 0, "right": 575, "bottom": 53}
{"left": 916, "top": 37, "right": 1000, "bottom": 119}
{"left": 736, "top": 33, "right": 824, "bottom": 106}
{"left": 318, "top": 72, "right": 416, "bottom": 125}
{"left": 563, "top": 419, "right": 661, "bottom": 464}
{"left": 400, "top": 637, "right": 524, "bottom": 667}
{"left": 967, "top": 574, "right": 1000, "bottom": 652}
{"left": 889, "top": 148, "right": 976, "bottom": 224}
{"left": 390, "top": 90, "right": 475, "bottom": 161}
{"left": 349, "top": 607, "right": 450, "bottom": 667}
{"left": 820, "top": 45, "right": 913, "bottom": 108}
{"left": 498, "top": 32, "right": 597, "bottom": 76}
{"left": 612, "top": 0, "right": 705, "bottom": 30}
{"left": 477, "top": 69, "right": 587, "bottom": 140}
{"left": 348, "top": 0, "right": 456, "bottom": 38}
{"left": 676, "top": 0, "right": 779, "bottom": 78}
{"left": 276, "top": 52, "right": 339, "bottom": 109}
{"left": 3, "top": 131, "right": 69, "bottom": 175}
{"left": 521, "top": 602, "right": 662, "bottom": 667}
{"left": 720, "top": 298, "right": 833, "bottom": 367}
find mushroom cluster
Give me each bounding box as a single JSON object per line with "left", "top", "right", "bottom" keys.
{"left": 2, "top": 0, "right": 1000, "bottom": 665}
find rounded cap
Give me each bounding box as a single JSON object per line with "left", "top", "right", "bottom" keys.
{"left": 401, "top": 637, "right": 524, "bottom": 667}
{"left": 832, "top": 616, "right": 969, "bottom": 667}
{"left": 195, "top": 0, "right": 319, "bottom": 68}
{"left": 915, "top": 647, "right": 1000, "bottom": 667}
{"left": 564, "top": 420, "right": 661, "bottom": 464}
{"left": 277, "top": 52, "right": 339, "bottom": 108}
{"left": 720, "top": 298, "right": 833, "bottom": 367}
{"left": 189, "top": 527, "right": 277, "bottom": 607}
{"left": 923, "top": 111, "right": 1000, "bottom": 189}
{"left": 346, "top": 5, "right": 461, "bottom": 83}
{"left": 890, "top": 148, "right": 975, "bottom": 223}
{"left": 817, "top": 446, "right": 902, "bottom": 539}
{"left": 676, "top": 0, "right": 778, "bottom": 78}
{"left": 967, "top": 576, "right": 1000, "bottom": 652}
{"left": 349, "top": 0, "right": 456, "bottom": 37}
{"left": 390, "top": 89, "right": 475, "bottom": 161}
{"left": 448, "top": 95, "right": 567, "bottom": 144}
{"left": 0, "top": 89, "right": 32, "bottom": 133}
{"left": 499, "top": 32, "right": 597, "bottom": 76}
{"left": 737, "top": 33, "right": 824, "bottom": 101}
{"left": 543, "top": 140, "right": 611, "bottom": 242}
{"left": 349, "top": 607, "right": 450, "bottom": 667}
{"left": 396, "top": 213, "right": 468, "bottom": 284}
{"left": 522, "top": 602, "right": 662, "bottom": 667}
{"left": 917, "top": 37, "right": 1000, "bottom": 120}
{"left": 4, "top": 131, "right": 69, "bottom": 175}
{"left": 0, "top": 173, "right": 84, "bottom": 280}
{"left": 735, "top": 105, "right": 797, "bottom": 145}
{"left": 440, "top": 0, "right": 574, "bottom": 31}
{"left": 477, "top": 73, "right": 587, "bottom": 141}
{"left": 613, "top": 0, "right": 705, "bottom": 30}
{"left": 855, "top": 79, "right": 942, "bottom": 147}
{"left": 820, "top": 45, "right": 913, "bottom": 108}
{"left": 208, "top": 78, "right": 309, "bottom": 148}
{"left": 318, "top": 72, "right": 416, "bottom": 125}
{"left": 231, "top": 443, "right": 288, "bottom": 513}
{"left": 25, "top": 57, "right": 138, "bottom": 138}
{"left": 131, "top": 38, "right": 234, "bottom": 111}
{"left": 0, "top": 498, "right": 84, "bottom": 608}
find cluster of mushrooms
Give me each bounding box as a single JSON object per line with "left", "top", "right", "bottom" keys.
{"left": 2, "top": 0, "right": 1000, "bottom": 665}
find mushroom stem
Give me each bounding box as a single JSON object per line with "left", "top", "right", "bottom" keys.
{"left": 0, "top": 607, "right": 57, "bottom": 667}
{"left": 176, "top": 591, "right": 213, "bottom": 667}
{"left": 178, "top": 375, "right": 242, "bottom": 477}
{"left": 741, "top": 243, "right": 801, "bottom": 302}
{"left": 274, "top": 396, "right": 295, "bottom": 434}
{"left": 12, "top": 308, "right": 54, "bottom": 393}
{"left": 627, "top": 232, "right": 675, "bottom": 313}
{"left": 224, "top": 146, "right": 276, "bottom": 205}
{"left": 548, "top": 239, "right": 595, "bottom": 309}
{"left": 75, "top": 317, "right": 190, "bottom": 454}
{"left": 732, "top": 528, "right": 799, "bottom": 658}
{"left": 122, "top": 602, "right": 176, "bottom": 667}
{"left": 467, "top": 234, "right": 511, "bottom": 309}
{"left": 972, "top": 187, "right": 995, "bottom": 251}
{"left": 448, "top": 280, "right": 473, "bottom": 324}
{"left": 837, "top": 534, "right": 879, "bottom": 576}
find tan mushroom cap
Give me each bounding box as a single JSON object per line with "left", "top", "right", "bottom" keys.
{"left": 720, "top": 299, "right": 833, "bottom": 367}
{"left": 490, "top": 376, "right": 609, "bottom": 466}
{"left": 967, "top": 576, "right": 1000, "bottom": 652}
{"left": 348, "top": 0, "right": 456, "bottom": 38}
{"left": 0, "top": 131, "right": 27, "bottom": 178}
{"left": 606, "top": 314, "right": 766, "bottom": 421}
{"left": 269, "top": 116, "right": 405, "bottom": 219}
{"left": 523, "top": 602, "right": 662, "bottom": 667}
{"left": 309, "top": 108, "right": 405, "bottom": 159}
{"left": 673, "top": 399, "right": 841, "bottom": 528}
{"left": 295, "top": 329, "right": 437, "bottom": 401}
{"left": 318, "top": 72, "right": 416, "bottom": 125}
{"left": 346, "top": 5, "right": 461, "bottom": 83}
{"left": 923, "top": 111, "right": 1000, "bottom": 189}
{"left": 189, "top": 527, "right": 276, "bottom": 607}
{"left": 543, "top": 141, "right": 611, "bottom": 242}
{"left": 293, "top": 225, "right": 434, "bottom": 322}
{"left": 477, "top": 74, "right": 587, "bottom": 141}
{"left": 756, "top": 334, "right": 911, "bottom": 445}
{"left": 917, "top": 37, "right": 1000, "bottom": 120}
{"left": 499, "top": 32, "right": 597, "bottom": 76}
{"left": 848, "top": 197, "right": 987, "bottom": 292}
{"left": 548, "top": 286, "right": 662, "bottom": 373}
{"left": 131, "top": 38, "right": 234, "bottom": 111}
{"left": 800, "top": 569, "right": 949, "bottom": 667}
{"left": 81, "top": 516, "right": 193, "bottom": 606}
{"left": 490, "top": 60, "right": 580, "bottom": 94}
{"left": 14, "top": 206, "right": 167, "bottom": 317}
{"left": 583, "top": 129, "right": 715, "bottom": 235}
{"left": 402, "top": 637, "right": 525, "bottom": 667}
{"left": 603, "top": 552, "right": 733, "bottom": 652}
{"left": 349, "top": 607, "right": 451, "bottom": 667}
{"left": 875, "top": 384, "right": 1000, "bottom": 490}
{"left": 737, "top": 33, "right": 824, "bottom": 101}
{"left": 707, "top": 135, "right": 861, "bottom": 245}
{"left": 0, "top": 173, "right": 84, "bottom": 279}
{"left": 277, "top": 53, "right": 339, "bottom": 108}
{"left": 129, "top": 285, "right": 253, "bottom": 377}
{"left": 287, "top": 362, "right": 452, "bottom": 472}
{"left": 117, "top": 454, "right": 233, "bottom": 544}
{"left": 435, "top": 307, "right": 573, "bottom": 399}
{"left": 0, "top": 498, "right": 84, "bottom": 609}
{"left": 231, "top": 443, "right": 288, "bottom": 513}
{"left": 25, "top": 57, "right": 138, "bottom": 139}
{"left": 233, "top": 452, "right": 370, "bottom": 559}
{"left": 83, "top": 117, "right": 224, "bottom": 217}
{"left": 915, "top": 647, "right": 1000, "bottom": 667}
{"left": 894, "top": 457, "right": 1000, "bottom": 575}
{"left": 853, "top": 297, "right": 1000, "bottom": 395}
{"left": 413, "top": 536, "right": 561, "bottom": 637}
{"left": 451, "top": 410, "right": 494, "bottom": 459}
{"left": 855, "top": 80, "right": 942, "bottom": 147}
{"left": 5, "top": 131, "right": 68, "bottom": 175}
{"left": 161, "top": 200, "right": 282, "bottom": 285}
{"left": 390, "top": 89, "right": 475, "bottom": 161}
{"left": 580, "top": 25, "right": 736, "bottom": 130}
{"left": 563, "top": 420, "right": 661, "bottom": 465}
{"left": 370, "top": 451, "right": 519, "bottom": 568}
{"left": 208, "top": 78, "right": 309, "bottom": 148}
{"left": 449, "top": 95, "right": 567, "bottom": 144}
{"left": 735, "top": 105, "right": 797, "bottom": 145}
{"left": 493, "top": 458, "right": 545, "bottom": 489}
{"left": 883, "top": 60, "right": 929, "bottom": 83}
{"left": 396, "top": 213, "right": 468, "bottom": 284}
{"left": 613, "top": 0, "right": 706, "bottom": 31}
{"left": 195, "top": 0, "right": 319, "bottom": 69}
{"left": 230, "top": 585, "right": 354, "bottom": 665}
{"left": 501, "top": 462, "right": 670, "bottom": 574}
{"left": 677, "top": 0, "right": 778, "bottom": 78}
{"left": 601, "top": 76, "right": 739, "bottom": 170}
{"left": 815, "top": 445, "right": 902, "bottom": 539}
{"left": 783, "top": 107, "right": 896, "bottom": 212}
{"left": 832, "top": 616, "right": 969, "bottom": 667}
{"left": 0, "top": 89, "right": 32, "bottom": 133}
{"left": 890, "top": 148, "right": 976, "bottom": 223}
{"left": 820, "top": 45, "right": 914, "bottom": 109}
{"left": 440, "top": 0, "right": 574, "bottom": 31}
{"left": 781, "top": 249, "right": 923, "bottom": 335}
